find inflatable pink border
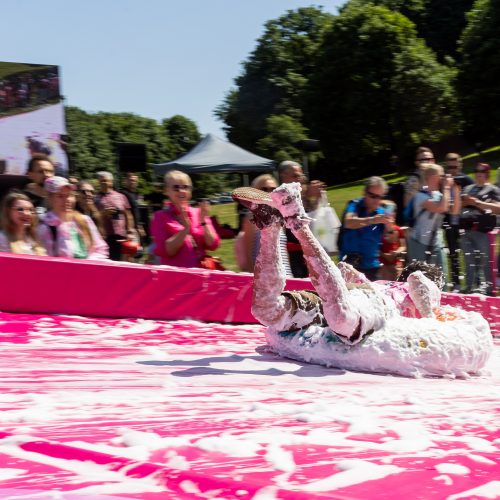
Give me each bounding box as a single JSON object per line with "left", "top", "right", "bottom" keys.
{"left": 0, "top": 253, "right": 498, "bottom": 335}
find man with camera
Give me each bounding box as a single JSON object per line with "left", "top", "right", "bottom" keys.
{"left": 459, "top": 163, "right": 500, "bottom": 295}
{"left": 443, "top": 153, "right": 474, "bottom": 292}
{"left": 339, "top": 176, "right": 393, "bottom": 281}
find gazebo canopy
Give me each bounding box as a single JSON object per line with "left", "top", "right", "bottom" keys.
{"left": 153, "top": 133, "right": 275, "bottom": 175}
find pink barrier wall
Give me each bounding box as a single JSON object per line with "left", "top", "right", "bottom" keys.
{"left": 0, "top": 253, "right": 498, "bottom": 334}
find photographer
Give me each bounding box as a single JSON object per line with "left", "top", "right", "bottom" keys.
{"left": 340, "top": 176, "right": 392, "bottom": 281}
{"left": 459, "top": 163, "right": 500, "bottom": 295}
{"left": 407, "top": 165, "right": 456, "bottom": 285}
{"left": 443, "top": 153, "right": 472, "bottom": 291}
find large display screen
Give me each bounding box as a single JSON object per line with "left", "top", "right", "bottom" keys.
{"left": 0, "top": 61, "right": 67, "bottom": 175}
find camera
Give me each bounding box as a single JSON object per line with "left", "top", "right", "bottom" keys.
{"left": 453, "top": 175, "right": 472, "bottom": 188}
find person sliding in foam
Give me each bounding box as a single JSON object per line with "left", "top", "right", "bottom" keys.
{"left": 232, "top": 183, "right": 457, "bottom": 344}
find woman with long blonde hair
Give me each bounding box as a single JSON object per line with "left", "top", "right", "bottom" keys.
{"left": 0, "top": 191, "right": 46, "bottom": 255}
{"left": 37, "top": 177, "right": 108, "bottom": 259}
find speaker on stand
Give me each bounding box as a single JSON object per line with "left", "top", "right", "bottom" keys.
{"left": 116, "top": 143, "right": 147, "bottom": 174}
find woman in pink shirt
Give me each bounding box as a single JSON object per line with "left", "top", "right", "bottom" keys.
{"left": 151, "top": 171, "right": 220, "bottom": 268}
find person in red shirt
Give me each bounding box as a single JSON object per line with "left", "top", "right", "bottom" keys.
{"left": 379, "top": 201, "right": 406, "bottom": 281}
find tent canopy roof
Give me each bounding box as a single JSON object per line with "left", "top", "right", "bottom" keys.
{"left": 153, "top": 134, "right": 275, "bottom": 175}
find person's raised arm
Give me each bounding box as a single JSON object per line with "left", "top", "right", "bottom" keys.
{"left": 344, "top": 211, "right": 391, "bottom": 229}
{"left": 165, "top": 207, "right": 190, "bottom": 257}
{"left": 422, "top": 177, "right": 452, "bottom": 213}
{"left": 199, "top": 201, "right": 219, "bottom": 249}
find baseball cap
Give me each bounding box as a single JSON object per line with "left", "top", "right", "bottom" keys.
{"left": 45, "top": 176, "right": 75, "bottom": 193}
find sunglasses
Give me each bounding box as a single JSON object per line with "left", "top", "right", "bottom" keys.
{"left": 417, "top": 157, "right": 434, "bottom": 162}
{"left": 260, "top": 187, "right": 276, "bottom": 193}
{"left": 14, "top": 207, "right": 35, "bottom": 214}
{"left": 171, "top": 184, "right": 192, "bottom": 192}
{"left": 366, "top": 190, "right": 384, "bottom": 200}
{"left": 79, "top": 189, "right": 94, "bottom": 194}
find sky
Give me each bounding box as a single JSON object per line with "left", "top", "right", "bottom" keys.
{"left": 2, "top": 0, "right": 345, "bottom": 138}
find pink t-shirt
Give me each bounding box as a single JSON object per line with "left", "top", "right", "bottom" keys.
{"left": 95, "top": 190, "right": 131, "bottom": 237}
{"left": 151, "top": 204, "right": 220, "bottom": 268}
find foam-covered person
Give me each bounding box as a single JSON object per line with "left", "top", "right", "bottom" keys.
{"left": 150, "top": 170, "right": 220, "bottom": 268}
{"left": 0, "top": 192, "right": 46, "bottom": 255}
{"left": 232, "top": 182, "right": 492, "bottom": 353}
{"left": 38, "top": 176, "right": 109, "bottom": 260}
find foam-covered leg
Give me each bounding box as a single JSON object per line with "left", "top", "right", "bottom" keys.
{"left": 294, "top": 225, "right": 394, "bottom": 343}
{"left": 252, "top": 225, "right": 292, "bottom": 329}
{"left": 407, "top": 271, "right": 441, "bottom": 318}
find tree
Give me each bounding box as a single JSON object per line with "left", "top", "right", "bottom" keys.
{"left": 162, "top": 115, "right": 201, "bottom": 158}
{"left": 64, "top": 107, "right": 202, "bottom": 186}
{"left": 305, "top": 3, "right": 458, "bottom": 181}
{"left": 65, "top": 106, "right": 114, "bottom": 179}
{"left": 458, "top": 0, "right": 500, "bottom": 146}
{"left": 346, "top": 0, "right": 474, "bottom": 61}
{"left": 256, "top": 114, "right": 308, "bottom": 163}
{"left": 214, "top": 7, "right": 333, "bottom": 152}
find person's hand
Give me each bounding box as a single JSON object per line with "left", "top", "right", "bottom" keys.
{"left": 373, "top": 213, "right": 393, "bottom": 225}
{"left": 104, "top": 206, "right": 118, "bottom": 218}
{"left": 306, "top": 180, "right": 326, "bottom": 199}
{"left": 461, "top": 194, "right": 477, "bottom": 207}
{"left": 443, "top": 176, "right": 454, "bottom": 189}
{"left": 199, "top": 200, "right": 210, "bottom": 220}
{"left": 178, "top": 207, "right": 191, "bottom": 232}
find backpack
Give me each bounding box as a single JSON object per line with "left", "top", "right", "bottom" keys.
{"left": 387, "top": 172, "right": 420, "bottom": 227}
{"left": 404, "top": 189, "right": 432, "bottom": 228}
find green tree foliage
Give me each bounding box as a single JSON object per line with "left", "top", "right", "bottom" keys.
{"left": 214, "top": 7, "right": 334, "bottom": 154}
{"left": 257, "top": 114, "right": 308, "bottom": 163}
{"left": 65, "top": 106, "right": 115, "bottom": 179}
{"left": 458, "top": 0, "right": 500, "bottom": 146}
{"left": 65, "top": 107, "right": 233, "bottom": 197}
{"left": 347, "top": 0, "right": 474, "bottom": 61}
{"left": 305, "top": 3, "right": 458, "bottom": 181}
{"left": 162, "top": 115, "right": 201, "bottom": 158}
{"left": 66, "top": 107, "right": 193, "bottom": 185}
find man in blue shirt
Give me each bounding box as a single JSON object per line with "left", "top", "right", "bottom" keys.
{"left": 340, "top": 176, "right": 392, "bottom": 281}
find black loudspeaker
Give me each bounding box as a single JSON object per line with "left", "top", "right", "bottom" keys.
{"left": 116, "top": 143, "right": 147, "bottom": 173}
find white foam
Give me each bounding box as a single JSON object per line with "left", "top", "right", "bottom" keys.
{"left": 448, "top": 480, "right": 500, "bottom": 499}
{"left": 301, "top": 459, "right": 404, "bottom": 491}
{"left": 266, "top": 309, "right": 493, "bottom": 378}
{"left": 435, "top": 463, "right": 470, "bottom": 475}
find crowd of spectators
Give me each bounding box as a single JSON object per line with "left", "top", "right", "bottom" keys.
{"left": 0, "top": 150, "right": 499, "bottom": 295}
{"left": 336, "top": 148, "right": 500, "bottom": 296}
{"left": 0, "top": 70, "right": 60, "bottom": 113}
